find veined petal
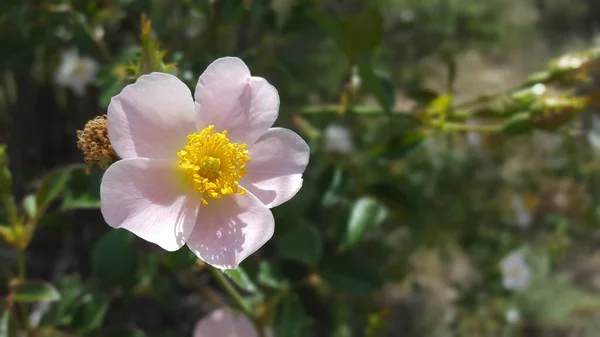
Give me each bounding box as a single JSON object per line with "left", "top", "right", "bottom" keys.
{"left": 186, "top": 192, "right": 274, "bottom": 269}
{"left": 240, "top": 128, "right": 310, "bottom": 208}
{"left": 100, "top": 158, "right": 200, "bottom": 251}
{"left": 194, "top": 57, "right": 279, "bottom": 145}
{"left": 193, "top": 309, "right": 260, "bottom": 337}
{"left": 108, "top": 72, "right": 196, "bottom": 160}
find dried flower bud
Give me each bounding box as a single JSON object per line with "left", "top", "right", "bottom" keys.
{"left": 76, "top": 115, "right": 119, "bottom": 169}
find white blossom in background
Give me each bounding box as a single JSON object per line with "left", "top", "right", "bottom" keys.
{"left": 323, "top": 125, "right": 354, "bottom": 153}
{"left": 505, "top": 308, "right": 520, "bottom": 324}
{"left": 512, "top": 193, "right": 532, "bottom": 229}
{"left": 466, "top": 131, "right": 482, "bottom": 150}
{"left": 194, "top": 309, "right": 272, "bottom": 337}
{"left": 54, "top": 49, "right": 99, "bottom": 96}
{"left": 500, "top": 251, "right": 531, "bottom": 291}
{"left": 93, "top": 25, "right": 105, "bottom": 40}
{"left": 350, "top": 65, "right": 361, "bottom": 89}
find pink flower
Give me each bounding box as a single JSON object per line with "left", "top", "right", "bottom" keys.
{"left": 100, "top": 57, "right": 309, "bottom": 269}
{"left": 193, "top": 309, "right": 272, "bottom": 337}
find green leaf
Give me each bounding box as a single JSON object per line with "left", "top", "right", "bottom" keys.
{"left": 92, "top": 230, "right": 137, "bottom": 290}
{"left": 373, "top": 132, "right": 426, "bottom": 160}
{"left": 163, "top": 248, "right": 197, "bottom": 270}
{"left": 340, "top": 197, "right": 387, "bottom": 250}
{"left": 312, "top": 9, "right": 383, "bottom": 63}
{"left": 274, "top": 294, "right": 313, "bottom": 337}
{"left": 426, "top": 94, "right": 453, "bottom": 121}
{"left": 321, "top": 253, "right": 383, "bottom": 297}
{"left": 40, "top": 275, "right": 83, "bottom": 326}
{"left": 0, "top": 145, "right": 11, "bottom": 198}
{"left": 72, "top": 293, "right": 109, "bottom": 333}
{"left": 22, "top": 194, "right": 36, "bottom": 219}
{"left": 321, "top": 167, "right": 349, "bottom": 207}
{"left": 224, "top": 267, "right": 258, "bottom": 294}
{"left": 365, "top": 182, "right": 416, "bottom": 212}
{"left": 359, "top": 62, "right": 395, "bottom": 113}
{"left": 257, "top": 261, "right": 290, "bottom": 290}
{"left": 36, "top": 168, "right": 72, "bottom": 212}
{"left": 12, "top": 280, "right": 61, "bottom": 303}
{"left": 61, "top": 168, "right": 102, "bottom": 210}
{"left": 501, "top": 112, "right": 533, "bottom": 135}
{"left": 277, "top": 224, "right": 323, "bottom": 266}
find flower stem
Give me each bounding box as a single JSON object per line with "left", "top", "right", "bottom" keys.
{"left": 207, "top": 266, "right": 267, "bottom": 336}
{"left": 17, "top": 248, "right": 25, "bottom": 279}
{"left": 207, "top": 266, "right": 253, "bottom": 319}
{"left": 440, "top": 122, "right": 501, "bottom": 133}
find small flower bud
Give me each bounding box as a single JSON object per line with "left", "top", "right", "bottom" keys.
{"left": 530, "top": 95, "right": 588, "bottom": 131}
{"left": 76, "top": 115, "right": 119, "bottom": 169}
{"left": 546, "top": 48, "right": 600, "bottom": 85}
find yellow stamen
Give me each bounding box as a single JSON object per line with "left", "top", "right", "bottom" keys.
{"left": 177, "top": 125, "right": 249, "bottom": 205}
{"left": 508, "top": 266, "right": 522, "bottom": 278}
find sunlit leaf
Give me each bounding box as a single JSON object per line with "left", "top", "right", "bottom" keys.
{"left": 426, "top": 94, "right": 453, "bottom": 121}
{"left": 22, "top": 194, "right": 36, "bottom": 219}
{"left": 12, "top": 280, "right": 61, "bottom": 303}
{"left": 40, "top": 275, "right": 83, "bottom": 326}
{"left": 257, "top": 261, "right": 290, "bottom": 290}
{"left": 339, "top": 197, "right": 387, "bottom": 250}
{"left": 61, "top": 168, "right": 102, "bottom": 210}
{"left": 36, "top": 168, "right": 72, "bottom": 212}
{"left": 224, "top": 267, "right": 258, "bottom": 294}
{"left": 72, "top": 293, "right": 109, "bottom": 333}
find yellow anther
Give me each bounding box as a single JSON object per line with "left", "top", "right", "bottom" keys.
{"left": 177, "top": 125, "right": 249, "bottom": 204}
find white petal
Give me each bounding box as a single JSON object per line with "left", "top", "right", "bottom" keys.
{"left": 100, "top": 158, "right": 200, "bottom": 251}
{"left": 187, "top": 192, "right": 274, "bottom": 269}
{"left": 240, "top": 128, "right": 309, "bottom": 208}
{"left": 194, "top": 57, "right": 279, "bottom": 145}
{"left": 108, "top": 73, "right": 196, "bottom": 159}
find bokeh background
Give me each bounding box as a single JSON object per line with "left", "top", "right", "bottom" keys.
{"left": 3, "top": 0, "right": 600, "bottom": 336}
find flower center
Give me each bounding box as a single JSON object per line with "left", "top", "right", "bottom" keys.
{"left": 177, "top": 125, "right": 249, "bottom": 205}
{"left": 72, "top": 61, "right": 88, "bottom": 78}
{"left": 508, "top": 266, "right": 522, "bottom": 278}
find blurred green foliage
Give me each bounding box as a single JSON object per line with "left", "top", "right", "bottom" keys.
{"left": 2, "top": 0, "right": 600, "bottom": 337}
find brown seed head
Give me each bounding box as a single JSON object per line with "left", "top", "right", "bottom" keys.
{"left": 76, "top": 114, "right": 119, "bottom": 169}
